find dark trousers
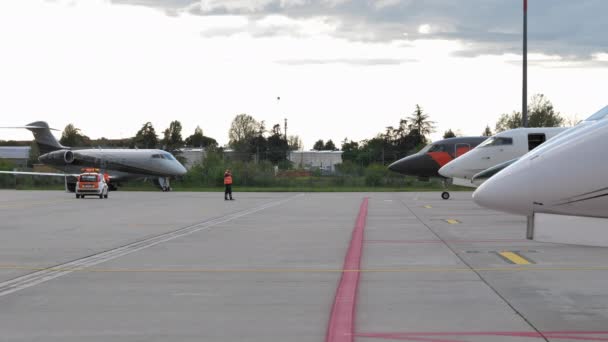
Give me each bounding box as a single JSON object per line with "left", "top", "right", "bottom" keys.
{"left": 224, "top": 184, "right": 233, "bottom": 199}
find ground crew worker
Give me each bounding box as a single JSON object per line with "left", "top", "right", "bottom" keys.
{"left": 224, "top": 169, "right": 233, "bottom": 200}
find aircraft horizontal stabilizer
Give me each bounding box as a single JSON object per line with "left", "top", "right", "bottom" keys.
{"left": 0, "top": 171, "right": 79, "bottom": 177}
{"left": 0, "top": 126, "right": 60, "bottom": 131}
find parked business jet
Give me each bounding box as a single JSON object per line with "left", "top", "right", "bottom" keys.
{"left": 0, "top": 121, "right": 187, "bottom": 191}
{"left": 473, "top": 105, "right": 608, "bottom": 218}
{"left": 388, "top": 136, "right": 487, "bottom": 199}
{"left": 438, "top": 127, "right": 567, "bottom": 182}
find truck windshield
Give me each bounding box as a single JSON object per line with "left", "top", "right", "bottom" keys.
{"left": 80, "top": 175, "right": 98, "bottom": 182}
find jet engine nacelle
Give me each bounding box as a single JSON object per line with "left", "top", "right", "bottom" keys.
{"left": 39, "top": 149, "right": 75, "bottom": 165}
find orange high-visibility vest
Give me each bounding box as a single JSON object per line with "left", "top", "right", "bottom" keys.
{"left": 224, "top": 175, "right": 233, "bottom": 185}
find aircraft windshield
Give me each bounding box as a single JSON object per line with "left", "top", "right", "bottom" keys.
{"left": 428, "top": 144, "right": 446, "bottom": 152}
{"left": 585, "top": 105, "right": 608, "bottom": 122}
{"left": 151, "top": 153, "right": 176, "bottom": 160}
{"left": 478, "top": 137, "right": 513, "bottom": 148}
{"left": 418, "top": 144, "right": 433, "bottom": 154}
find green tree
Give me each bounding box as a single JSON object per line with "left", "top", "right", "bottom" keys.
{"left": 266, "top": 124, "right": 289, "bottom": 164}
{"left": 134, "top": 122, "right": 158, "bottom": 149}
{"left": 324, "top": 139, "right": 338, "bottom": 151}
{"left": 162, "top": 120, "right": 184, "bottom": 153}
{"left": 185, "top": 126, "right": 218, "bottom": 148}
{"left": 185, "top": 125, "right": 203, "bottom": 147}
{"left": 341, "top": 139, "right": 360, "bottom": 163}
{"left": 287, "top": 135, "right": 302, "bottom": 151}
{"left": 495, "top": 94, "right": 564, "bottom": 132}
{"left": 495, "top": 111, "right": 522, "bottom": 132}
{"left": 482, "top": 125, "right": 493, "bottom": 136}
{"left": 59, "top": 124, "right": 90, "bottom": 147}
{"left": 313, "top": 140, "right": 325, "bottom": 150}
{"left": 528, "top": 94, "right": 564, "bottom": 128}
{"left": 443, "top": 129, "right": 456, "bottom": 139}
{"left": 28, "top": 141, "right": 40, "bottom": 167}
{"left": 408, "top": 105, "right": 435, "bottom": 143}
{"left": 228, "top": 114, "right": 261, "bottom": 152}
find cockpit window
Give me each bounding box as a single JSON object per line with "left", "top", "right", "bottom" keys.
{"left": 152, "top": 154, "right": 163, "bottom": 159}
{"left": 163, "top": 153, "right": 176, "bottom": 161}
{"left": 478, "top": 137, "right": 513, "bottom": 148}
{"left": 585, "top": 105, "right": 608, "bottom": 122}
{"left": 428, "top": 144, "right": 446, "bottom": 152}
{"left": 418, "top": 144, "right": 433, "bottom": 154}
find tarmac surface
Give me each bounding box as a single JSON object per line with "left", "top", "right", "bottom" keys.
{"left": 1, "top": 190, "right": 608, "bottom": 342}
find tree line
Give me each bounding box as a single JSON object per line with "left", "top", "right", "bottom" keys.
{"left": 0, "top": 93, "right": 569, "bottom": 169}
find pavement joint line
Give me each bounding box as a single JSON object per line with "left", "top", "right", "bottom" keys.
{"left": 365, "top": 239, "right": 530, "bottom": 244}
{"left": 1, "top": 265, "right": 607, "bottom": 273}
{"left": 397, "top": 198, "right": 549, "bottom": 342}
{"left": 356, "top": 331, "right": 608, "bottom": 341}
{"left": 0, "top": 194, "right": 303, "bottom": 298}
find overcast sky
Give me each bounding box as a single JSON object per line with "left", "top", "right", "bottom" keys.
{"left": 1, "top": 0, "right": 606, "bottom": 148}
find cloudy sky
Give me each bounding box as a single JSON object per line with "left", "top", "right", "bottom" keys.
{"left": 1, "top": 0, "right": 607, "bottom": 148}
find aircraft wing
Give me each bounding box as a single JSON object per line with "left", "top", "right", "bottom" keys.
{"left": 451, "top": 177, "right": 478, "bottom": 188}
{"left": 471, "top": 158, "right": 520, "bottom": 186}
{"left": 0, "top": 171, "right": 79, "bottom": 177}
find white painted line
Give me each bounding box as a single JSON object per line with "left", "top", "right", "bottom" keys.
{"left": 0, "top": 194, "right": 302, "bottom": 297}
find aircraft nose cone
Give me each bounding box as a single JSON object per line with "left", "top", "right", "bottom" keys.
{"left": 388, "top": 154, "right": 436, "bottom": 176}
{"left": 472, "top": 160, "right": 535, "bottom": 216}
{"left": 176, "top": 163, "right": 187, "bottom": 176}
{"left": 438, "top": 163, "right": 455, "bottom": 178}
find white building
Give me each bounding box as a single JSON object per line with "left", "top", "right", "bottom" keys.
{"left": 0, "top": 146, "right": 30, "bottom": 168}
{"left": 179, "top": 148, "right": 206, "bottom": 169}
{"left": 289, "top": 151, "right": 343, "bottom": 173}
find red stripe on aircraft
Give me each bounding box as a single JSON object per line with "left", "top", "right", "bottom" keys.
{"left": 326, "top": 198, "right": 369, "bottom": 342}
{"left": 427, "top": 152, "right": 453, "bottom": 167}
{"left": 455, "top": 146, "right": 471, "bottom": 158}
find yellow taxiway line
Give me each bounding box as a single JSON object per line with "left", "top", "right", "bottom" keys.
{"left": 499, "top": 251, "right": 533, "bottom": 265}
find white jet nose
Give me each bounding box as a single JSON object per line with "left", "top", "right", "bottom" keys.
{"left": 438, "top": 163, "right": 456, "bottom": 178}
{"left": 472, "top": 158, "right": 535, "bottom": 216}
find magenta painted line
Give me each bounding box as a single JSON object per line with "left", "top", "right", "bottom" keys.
{"left": 365, "top": 239, "right": 529, "bottom": 244}
{"left": 325, "top": 197, "right": 369, "bottom": 342}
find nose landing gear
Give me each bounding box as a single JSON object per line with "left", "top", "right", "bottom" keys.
{"left": 441, "top": 179, "right": 452, "bottom": 200}
{"left": 158, "top": 177, "right": 172, "bottom": 192}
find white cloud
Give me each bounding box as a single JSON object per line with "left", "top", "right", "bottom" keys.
{"left": 418, "top": 24, "right": 432, "bottom": 34}
{"left": 0, "top": 0, "right": 606, "bottom": 148}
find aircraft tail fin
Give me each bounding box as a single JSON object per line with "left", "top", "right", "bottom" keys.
{"left": 24, "top": 121, "right": 67, "bottom": 154}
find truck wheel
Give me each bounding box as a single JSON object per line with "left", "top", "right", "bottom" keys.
{"left": 75, "top": 194, "right": 80, "bottom": 199}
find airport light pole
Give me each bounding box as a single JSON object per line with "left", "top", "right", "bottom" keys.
{"left": 522, "top": 0, "right": 528, "bottom": 128}
{"left": 523, "top": 0, "right": 535, "bottom": 239}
